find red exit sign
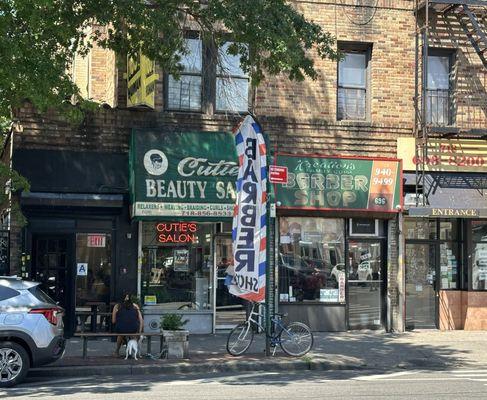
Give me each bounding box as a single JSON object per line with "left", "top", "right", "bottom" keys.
{"left": 87, "top": 234, "right": 106, "bottom": 248}
{"left": 269, "top": 165, "right": 288, "bottom": 184}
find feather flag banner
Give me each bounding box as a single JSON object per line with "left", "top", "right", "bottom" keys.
{"left": 227, "top": 115, "right": 267, "bottom": 302}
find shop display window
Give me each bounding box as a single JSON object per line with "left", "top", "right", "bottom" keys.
{"left": 141, "top": 222, "right": 212, "bottom": 309}
{"left": 439, "top": 242, "right": 460, "bottom": 290}
{"left": 278, "top": 217, "right": 345, "bottom": 303}
{"left": 404, "top": 219, "right": 437, "bottom": 240}
{"left": 471, "top": 221, "right": 487, "bottom": 291}
{"left": 404, "top": 218, "right": 461, "bottom": 290}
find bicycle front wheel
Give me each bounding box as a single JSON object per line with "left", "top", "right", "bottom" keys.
{"left": 279, "top": 322, "right": 314, "bottom": 357}
{"left": 226, "top": 323, "right": 254, "bottom": 356}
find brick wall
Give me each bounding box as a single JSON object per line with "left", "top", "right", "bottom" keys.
{"left": 72, "top": 25, "right": 117, "bottom": 106}
{"left": 15, "top": 0, "right": 419, "bottom": 159}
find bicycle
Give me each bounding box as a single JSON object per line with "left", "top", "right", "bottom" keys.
{"left": 226, "top": 302, "right": 314, "bottom": 357}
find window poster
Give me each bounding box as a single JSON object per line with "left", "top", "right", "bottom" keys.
{"left": 173, "top": 249, "right": 189, "bottom": 272}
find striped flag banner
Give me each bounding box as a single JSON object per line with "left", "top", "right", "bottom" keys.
{"left": 227, "top": 115, "right": 267, "bottom": 302}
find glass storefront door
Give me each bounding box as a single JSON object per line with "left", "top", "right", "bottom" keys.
{"left": 214, "top": 235, "right": 245, "bottom": 329}
{"left": 75, "top": 233, "right": 112, "bottom": 333}
{"left": 405, "top": 243, "right": 437, "bottom": 329}
{"left": 348, "top": 240, "right": 384, "bottom": 329}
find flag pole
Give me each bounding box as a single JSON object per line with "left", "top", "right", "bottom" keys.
{"left": 251, "top": 113, "right": 272, "bottom": 358}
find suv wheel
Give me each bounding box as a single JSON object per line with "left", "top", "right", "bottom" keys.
{"left": 0, "top": 342, "right": 30, "bottom": 388}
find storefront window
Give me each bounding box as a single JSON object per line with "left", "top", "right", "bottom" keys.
{"left": 141, "top": 222, "right": 212, "bottom": 309}
{"left": 440, "top": 220, "right": 458, "bottom": 241}
{"left": 471, "top": 221, "right": 487, "bottom": 290}
{"left": 278, "top": 217, "right": 345, "bottom": 303}
{"left": 404, "top": 220, "right": 437, "bottom": 240}
{"left": 439, "top": 241, "right": 459, "bottom": 290}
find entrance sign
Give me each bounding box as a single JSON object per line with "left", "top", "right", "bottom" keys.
{"left": 229, "top": 116, "right": 267, "bottom": 302}
{"left": 397, "top": 137, "right": 487, "bottom": 173}
{"left": 77, "top": 263, "right": 88, "bottom": 276}
{"left": 269, "top": 165, "right": 288, "bottom": 184}
{"left": 275, "top": 154, "right": 402, "bottom": 212}
{"left": 409, "top": 207, "right": 486, "bottom": 218}
{"left": 130, "top": 130, "right": 238, "bottom": 218}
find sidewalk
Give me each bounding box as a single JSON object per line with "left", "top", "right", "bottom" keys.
{"left": 30, "top": 330, "right": 487, "bottom": 378}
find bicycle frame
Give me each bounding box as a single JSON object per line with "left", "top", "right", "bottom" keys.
{"left": 245, "top": 303, "right": 292, "bottom": 350}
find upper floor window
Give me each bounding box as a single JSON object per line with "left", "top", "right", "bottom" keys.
{"left": 167, "top": 38, "right": 203, "bottom": 111}
{"left": 337, "top": 47, "right": 370, "bottom": 121}
{"left": 426, "top": 52, "right": 453, "bottom": 126}
{"left": 166, "top": 37, "right": 249, "bottom": 113}
{"left": 216, "top": 42, "right": 249, "bottom": 113}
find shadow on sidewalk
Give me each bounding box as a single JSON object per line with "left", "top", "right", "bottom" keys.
{"left": 5, "top": 331, "right": 485, "bottom": 398}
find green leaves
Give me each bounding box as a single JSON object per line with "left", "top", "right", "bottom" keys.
{"left": 0, "top": 0, "right": 339, "bottom": 120}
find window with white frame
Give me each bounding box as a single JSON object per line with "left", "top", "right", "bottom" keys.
{"left": 166, "top": 37, "right": 249, "bottom": 114}
{"left": 337, "top": 49, "right": 369, "bottom": 121}
{"left": 216, "top": 42, "right": 249, "bottom": 112}
{"left": 166, "top": 38, "right": 203, "bottom": 111}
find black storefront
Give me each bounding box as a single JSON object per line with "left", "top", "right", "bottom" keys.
{"left": 13, "top": 149, "right": 138, "bottom": 336}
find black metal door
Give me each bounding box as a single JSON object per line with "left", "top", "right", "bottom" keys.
{"left": 32, "top": 235, "right": 75, "bottom": 335}
{"left": 0, "top": 230, "right": 9, "bottom": 276}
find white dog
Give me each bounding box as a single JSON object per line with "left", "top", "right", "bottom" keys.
{"left": 125, "top": 336, "right": 144, "bottom": 360}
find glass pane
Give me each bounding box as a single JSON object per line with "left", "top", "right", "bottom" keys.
{"left": 439, "top": 242, "right": 459, "bottom": 289}
{"left": 404, "top": 219, "right": 437, "bottom": 240}
{"left": 75, "top": 234, "right": 112, "bottom": 307}
{"left": 337, "top": 88, "right": 366, "bottom": 120}
{"left": 278, "top": 217, "right": 345, "bottom": 303}
{"left": 218, "top": 42, "right": 247, "bottom": 76}
{"left": 472, "top": 242, "right": 487, "bottom": 290}
{"left": 180, "top": 38, "right": 202, "bottom": 73}
{"left": 216, "top": 77, "right": 249, "bottom": 112}
{"left": 405, "top": 243, "right": 437, "bottom": 328}
{"left": 167, "top": 75, "right": 202, "bottom": 111}
{"left": 141, "top": 222, "right": 212, "bottom": 310}
{"left": 440, "top": 220, "right": 458, "bottom": 241}
{"left": 427, "top": 55, "right": 449, "bottom": 90}
{"left": 426, "top": 89, "right": 449, "bottom": 126}
{"left": 348, "top": 241, "right": 382, "bottom": 328}
{"left": 215, "top": 235, "right": 245, "bottom": 327}
{"left": 339, "top": 53, "right": 366, "bottom": 88}
{"left": 472, "top": 221, "right": 487, "bottom": 242}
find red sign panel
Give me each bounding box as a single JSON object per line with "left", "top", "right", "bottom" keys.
{"left": 87, "top": 234, "right": 106, "bottom": 248}
{"left": 269, "top": 165, "right": 288, "bottom": 184}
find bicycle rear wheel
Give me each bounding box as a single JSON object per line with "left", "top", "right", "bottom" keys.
{"left": 279, "top": 322, "right": 313, "bottom": 357}
{"left": 226, "top": 322, "right": 254, "bottom": 356}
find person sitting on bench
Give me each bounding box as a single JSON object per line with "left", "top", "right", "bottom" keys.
{"left": 112, "top": 293, "right": 144, "bottom": 357}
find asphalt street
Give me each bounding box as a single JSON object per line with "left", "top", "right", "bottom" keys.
{"left": 2, "top": 369, "right": 487, "bottom": 399}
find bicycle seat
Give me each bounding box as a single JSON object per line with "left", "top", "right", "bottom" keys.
{"left": 274, "top": 312, "right": 288, "bottom": 318}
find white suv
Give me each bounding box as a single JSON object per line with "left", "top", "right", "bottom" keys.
{"left": 0, "top": 277, "right": 65, "bottom": 387}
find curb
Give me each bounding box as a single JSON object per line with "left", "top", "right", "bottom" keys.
{"left": 29, "top": 358, "right": 364, "bottom": 378}
{"left": 29, "top": 358, "right": 485, "bottom": 378}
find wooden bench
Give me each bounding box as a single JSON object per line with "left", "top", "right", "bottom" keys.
{"left": 74, "top": 332, "right": 165, "bottom": 359}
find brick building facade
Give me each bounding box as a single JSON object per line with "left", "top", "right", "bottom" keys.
{"left": 3, "top": 0, "right": 487, "bottom": 334}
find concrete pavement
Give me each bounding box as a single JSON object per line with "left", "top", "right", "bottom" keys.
{"left": 29, "top": 330, "right": 487, "bottom": 378}
{"left": 10, "top": 369, "right": 487, "bottom": 399}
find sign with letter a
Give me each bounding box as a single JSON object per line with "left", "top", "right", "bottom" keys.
{"left": 229, "top": 115, "right": 267, "bottom": 302}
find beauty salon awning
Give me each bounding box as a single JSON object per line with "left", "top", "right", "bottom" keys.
{"left": 129, "top": 130, "right": 238, "bottom": 221}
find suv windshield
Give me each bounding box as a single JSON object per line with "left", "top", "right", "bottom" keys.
{"left": 28, "top": 286, "right": 56, "bottom": 305}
